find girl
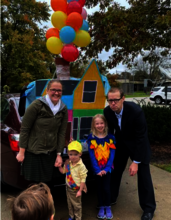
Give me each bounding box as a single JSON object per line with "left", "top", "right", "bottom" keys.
{"left": 87, "top": 114, "right": 116, "bottom": 220}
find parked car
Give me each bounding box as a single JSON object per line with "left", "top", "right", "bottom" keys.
{"left": 1, "top": 94, "right": 93, "bottom": 189}
{"left": 149, "top": 86, "right": 171, "bottom": 104}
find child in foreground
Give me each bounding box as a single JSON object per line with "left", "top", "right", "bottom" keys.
{"left": 87, "top": 114, "right": 116, "bottom": 220}
{"left": 58, "top": 141, "right": 88, "bottom": 220}
{"left": 8, "top": 183, "right": 55, "bottom": 220}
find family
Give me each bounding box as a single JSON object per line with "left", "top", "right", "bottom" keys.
{"left": 10, "top": 79, "right": 156, "bottom": 220}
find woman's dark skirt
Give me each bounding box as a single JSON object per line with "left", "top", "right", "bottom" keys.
{"left": 21, "top": 150, "right": 56, "bottom": 182}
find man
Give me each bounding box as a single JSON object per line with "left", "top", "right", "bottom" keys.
{"left": 103, "top": 87, "right": 156, "bottom": 220}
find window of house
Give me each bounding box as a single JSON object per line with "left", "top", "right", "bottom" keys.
{"left": 79, "top": 117, "right": 92, "bottom": 140}
{"left": 73, "top": 118, "right": 78, "bottom": 140}
{"left": 82, "top": 81, "right": 97, "bottom": 103}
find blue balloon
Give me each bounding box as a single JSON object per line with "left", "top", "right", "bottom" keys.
{"left": 67, "top": 0, "right": 79, "bottom": 3}
{"left": 80, "top": 20, "right": 89, "bottom": 32}
{"left": 59, "top": 26, "right": 76, "bottom": 44}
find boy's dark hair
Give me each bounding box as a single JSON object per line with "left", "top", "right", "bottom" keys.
{"left": 8, "top": 183, "right": 55, "bottom": 220}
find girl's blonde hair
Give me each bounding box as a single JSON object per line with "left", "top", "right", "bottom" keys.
{"left": 91, "top": 114, "right": 108, "bottom": 136}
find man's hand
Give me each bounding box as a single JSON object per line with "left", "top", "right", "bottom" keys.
{"left": 54, "top": 155, "right": 63, "bottom": 167}
{"left": 76, "top": 190, "right": 82, "bottom": 197}
{"left": 129, "top": 162, "right": 138, "bottom": 176}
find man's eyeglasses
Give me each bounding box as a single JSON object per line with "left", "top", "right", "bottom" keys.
{"left": 49, "top": 89, "right": 62, "bottom": 93}
{"left": 107, "top": 97, "right": 122, "bottom": 104}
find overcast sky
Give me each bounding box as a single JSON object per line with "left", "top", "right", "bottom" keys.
{"left": 38, "top": 0, "right": 130, "bottom": 73}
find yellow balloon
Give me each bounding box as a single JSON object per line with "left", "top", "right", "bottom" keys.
{"left": 46, "top": 37, "right": 63, "bottom": 54}
{"left": 51, "top": 11, "right": 67, "bottom": 30}
{"left": 73, "top": 30, "right": 91, "bottom": 47}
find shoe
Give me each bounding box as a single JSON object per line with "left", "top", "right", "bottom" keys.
{"left": 141, "top": 212, "right": 154, "bottom": 220}
{"left": 105, "top": 206, "right": 113, "bottom": 219}
{"left": 97, "top": 206, "right": 106, "bottom": 219}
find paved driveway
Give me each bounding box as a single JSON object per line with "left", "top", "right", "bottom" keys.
{"left": 1, "top": 164, "right": 171, "bottom": 220}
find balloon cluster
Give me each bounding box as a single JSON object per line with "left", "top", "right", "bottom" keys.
{"left": 46, "top": 0, "right": 91, "bottom": 62}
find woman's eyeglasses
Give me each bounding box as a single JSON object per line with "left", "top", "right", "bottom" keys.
{"left": 107, "top": 97, "right": 122, "bottom": 104}
{"left": 49, "top": 89, "right": 62, "bottom": 93}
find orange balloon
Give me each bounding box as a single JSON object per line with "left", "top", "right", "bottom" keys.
{"left": 66, "top": 12, "right": 83, "bottom": 31}
{"left": 51, "top": 0, "right": 67, "bottom": 13}
{"left": 46, "top": 28, "right": 59, "bottom": 39}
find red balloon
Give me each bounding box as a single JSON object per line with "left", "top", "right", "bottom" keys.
{"left": 67, "top": 1, "right": 82, "bottom": 15}
{"left": 51, "top": 0, "right": 67, "bottom": 13}
{"left": 66, "top": 12, "right": 83, "bottom": 31}
{"left": 46, "top": 28, "right": 59, "bottom": 39}
{"left": 61, "top": 44, "right": 79, "bottom": 62}
{"left": 78, "top": 0, "right": 85, "bottom": 7}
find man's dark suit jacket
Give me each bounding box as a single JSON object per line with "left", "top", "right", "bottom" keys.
{"left": 104, "top": 101, "right": 151, "bottom": 164}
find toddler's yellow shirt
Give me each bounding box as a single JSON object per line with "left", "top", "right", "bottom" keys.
{"left": 63, "top": 159, "right": 88, "bottom": 187}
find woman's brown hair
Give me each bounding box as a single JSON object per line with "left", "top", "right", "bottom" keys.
{"left": 47, "top": 79, "right": 62, "bottom": 90}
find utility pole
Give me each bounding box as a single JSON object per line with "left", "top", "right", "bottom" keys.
{"left": 133, "top": 72, "right": 134, "bottom": 94}
{"left": 165, "top": 85, "right": 168, "bottom": 105}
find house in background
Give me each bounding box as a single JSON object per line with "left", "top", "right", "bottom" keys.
{"left": 19, "top": 59, "right": 110, "bottom": 151}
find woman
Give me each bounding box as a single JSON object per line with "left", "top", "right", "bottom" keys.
{"left": 16, "top": 79, "right": 68, "bottom": 185}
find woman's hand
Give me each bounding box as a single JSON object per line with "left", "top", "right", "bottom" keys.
{"left": 16, "top": 148, "right": 25, "bottom": 162}
{"left": 54, "top": 155, "right": 63, "bottom": 167}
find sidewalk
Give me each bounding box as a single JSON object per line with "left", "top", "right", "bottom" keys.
{"left": 55, "top": 164, "right": 171, "bottom": 220}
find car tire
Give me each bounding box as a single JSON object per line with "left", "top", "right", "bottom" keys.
{"left": 0, "top": 171, "right": 19, "bottom": 192}
{"left": 155, "top": 96, "right": 162, "bottom": 104}
{"left": 0, "top": 171, "right": 8, "bottom": 192}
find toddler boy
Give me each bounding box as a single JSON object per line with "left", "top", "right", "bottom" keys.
{"left": 59, "top": 141, "right": 88, "bottom": 220}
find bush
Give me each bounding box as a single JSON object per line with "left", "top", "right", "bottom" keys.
{"left": 141, "top": 104, "right": 171, "bottom": 143}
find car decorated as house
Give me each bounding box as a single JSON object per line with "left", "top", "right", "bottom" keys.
{"left": 1, "top": 59, "right": 110, "bottom": 189}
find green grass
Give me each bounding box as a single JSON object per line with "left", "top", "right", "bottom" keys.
{"left": 152, "top": 163, "right": 171, "bottom": 173}
{"left": 125, "top": 92, "right": 149, "bottom": 98}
